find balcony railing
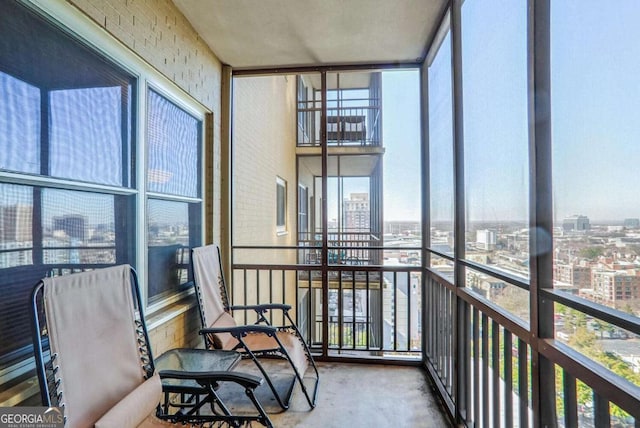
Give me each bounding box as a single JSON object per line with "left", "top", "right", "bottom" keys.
{"left": 297, "top": 102, "right": 382, "bottom": 147}
{"left": 297, "top": 231, "right": 382, "bottom": 265}
{"left": 230, "top": 247, "right": 421, "bottom": 360}
{"left": 425, "top": 267, "right": 640, "bottom": 427}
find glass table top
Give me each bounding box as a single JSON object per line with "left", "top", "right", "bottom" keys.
{"left": 155, "top": 348, "right": 241, "bottom": 389}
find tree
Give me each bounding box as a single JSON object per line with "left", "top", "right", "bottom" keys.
{"left": 578, "top": 246, "right": 605, "bottom": 260}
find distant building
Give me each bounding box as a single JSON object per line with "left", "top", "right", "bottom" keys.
{"left": 624, "top": 218, "right": 640, "bottom": 228}
{"left": 466, "top": 270, "right": 505, "bottom": 299}
{"left": 554, "top": 262, "right": 591, "bottom": 290}
{"left": 0, "top": 204, "right": 32, "bottom": 242}
{"left": 592, "top": 268, "right": 640, "bottom": 304}
{"left": 476, "top": 229, "right": 497, "bottom": 250}
{"left": 385, "top": 221, "right": 420, "bottom": 236}
{"left": 344, "top": 193, "right": 370, "bottom": 232}
{"left": 563, "top": 215, "right": 590, "bottom": 232}
{"left": 53, "top": 214, "right": 87, "bottom": 240}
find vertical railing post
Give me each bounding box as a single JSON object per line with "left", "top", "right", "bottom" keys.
{"left": 420, "top": 41, "right": 431, "bottom": 371}
{"left": 321, "top": 71, "right": 329, "bottom": 359}
{"left": 451, "top": 0, "right": 467, "bottom": 423}
{"left": 528, "top": 0, "right": 556, "bottom": 425}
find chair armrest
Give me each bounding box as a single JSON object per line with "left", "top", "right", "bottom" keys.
{"left": 159, "top": 370, "right": 262, "bottom": 389}
{"left": 200, "top": 324, "right": 277, "bottom": 337}
{"left": 229, "top": 303, "right": 292, "bottom": 312}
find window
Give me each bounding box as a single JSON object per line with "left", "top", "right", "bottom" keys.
{"left": 0, "top": 1, "right": 207, "bottom": 381}
{"left": 460, "top": 0, "right": 529, "bottom": 318}
{"left": 551, "top": 0, "right": 640, "bottom": 373}
{"left": 0, "top": 0, "right": 135, "bottom": 369}
{"left": 298, "top": 185, "right": 308, "bottom": 238}
{"left": 428, "top": 17, "right": 455, "bottom": 272}
{"left": 277, "top": 177, "right": 287, "bottom": 234}
{"left": 146, "top": 89, "right": 202, "bottom": 303}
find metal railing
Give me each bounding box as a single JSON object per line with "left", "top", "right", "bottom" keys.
{"left": 425, "top": 267, "right": 640, "bottom": 427}
{"left": 297, "top": 103, "right": 382, "bottom": 147}
{"left": 297, "top": 231, "right": 381, "bottom": 265}
{"left": 230, "top": 247, "right": 421, "bottom": 360}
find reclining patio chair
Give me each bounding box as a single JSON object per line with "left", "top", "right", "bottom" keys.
{"left": 30, "top": 264, "right": 273, "bottom": 427}
{"left": 191, "top": 245, "right": 319, "bottom": 411}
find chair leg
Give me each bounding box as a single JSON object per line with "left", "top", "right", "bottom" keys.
{"left": 238, "top": 338, "right": 290, "bottom": 411}
{"left": 270, "top": 334, "right": 318, "bottom": 409}
{"left": 285, "top": 318, "right": 321, "bottom": 408}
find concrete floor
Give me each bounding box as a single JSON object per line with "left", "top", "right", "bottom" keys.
{"left": 268, "top": 362, "right": 452, "bottom": 428}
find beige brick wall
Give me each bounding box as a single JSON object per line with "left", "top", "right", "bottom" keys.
{"left": 232, "top": 75, "right": 298, "bottom": 253}
{"left": 148, "top": 306, "right": 202, "bottom": 357}
{"left": 231, "top": 75, "right": 299, "bottom": 320}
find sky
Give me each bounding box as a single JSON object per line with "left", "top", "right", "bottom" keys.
{"left": 428, "top": 0, "right": 640, "bottom": 224}
{"left": 381, "top": 71, "right": 421, "bottom": 221}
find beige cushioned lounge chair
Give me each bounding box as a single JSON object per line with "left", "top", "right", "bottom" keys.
{"left": 191, "top": 245, "right": 319, "bottom": 411}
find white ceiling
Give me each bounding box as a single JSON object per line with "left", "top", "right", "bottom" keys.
{"left": 173, "top": 0, "right": 447, "bottom": 70}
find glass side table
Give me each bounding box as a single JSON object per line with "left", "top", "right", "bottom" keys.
{"left": 155, "top": 348, "right": 241, "bottom": 391}
{"left": 155, "top": 348, "right": 242, "bottom": 418}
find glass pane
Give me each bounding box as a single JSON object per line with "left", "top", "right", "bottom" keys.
{"left": 0, "top": 183, "right": 35, "bottom": 368}
{"left": 0, "top": 0, "right": 136, "bottom": 185}
{"left": 297, "top": 74, "right": 322, "bottom": 146}
{"left": 0, "top": 72, "right": 40, "bottom": 174}
{"left": 382, "top": 70, "right": 421, "bottom": 258}
{"left": 462, "top": 0, "right": 529, "bottom": 279}
{"left": 466, "top": 267, "right": 529, "bottom": 323}
{"left": 552, "top": 0, "right": 640, "bottom": 296}
{"left": 232, "top": 74, "right": 299, "bottom": 258}
{"left": 555, "top": 303, "right": 640, "bottom": 394}
{"left": 428, "top": 28, "right": 454, "bottom": 256}
{"left": 0, "top": 184, "right": 33, "bottom": 267}
{"left": 0, "top": 185, "right": 132, "bottom": 369}
{"left": 147, "top": 90, "right": 200, "bottom": 197}
{"left": 298, "top": 156, "right": 320, "bottom": 264}
{"left": 42, "top": 189, "right": 116, "bottom": 264}
{"left": 430, "top": 253, "right": 454, "bottom": 282}
{"left": 326, "top": 156, "right": 377, "bottom": 265}
{"left": 49, "top": 86, "right": 126, "bottom": 185}
{"left": 276, "top": 178, "right": 286, "bottom": 228}
{"left": 147, "top": 199, "right": 200, "bottom": 302}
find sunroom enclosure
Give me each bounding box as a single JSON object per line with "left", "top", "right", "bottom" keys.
{"left": 228, "top": 1, "right": 640, "bottom": 427}
{"left": 2, "top": 0, "right": 640, "bottom": 427}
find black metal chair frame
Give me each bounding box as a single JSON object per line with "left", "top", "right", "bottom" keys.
{"left": 30, "top": 266, "right": 273, "bottom": 428}
{"left": 192, "top": 247, "right": 320, "bottom": 411}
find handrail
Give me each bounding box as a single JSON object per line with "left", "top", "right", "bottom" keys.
{"left": 542, "top": 288, "right": 640, "bottom": 336}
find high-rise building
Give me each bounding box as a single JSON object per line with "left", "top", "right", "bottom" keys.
{"left": 562, "top": 215, "right": 590, "bottom": 232}
{"left": 476, "top": 229, "right": 497, "bottom": 250}
{"left": 344, "top": 193, "right": 370, "bottom": 232}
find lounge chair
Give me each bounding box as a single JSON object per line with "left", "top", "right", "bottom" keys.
{"left": 191, "top": 244, "right": 319, "bottom": 411}
{"left": 30, "top": 264, "right": 273, "bottom": 427}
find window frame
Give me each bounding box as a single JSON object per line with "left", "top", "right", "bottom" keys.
{"left": 276, "top": 176, "right": 288, "bottom": 235}
{"left": 145, "top": 85, "right": 204, "bottom": 308}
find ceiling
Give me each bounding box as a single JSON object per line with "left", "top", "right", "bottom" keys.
{"left": 172, "top": 0, "right": 447, "bottom": 70}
